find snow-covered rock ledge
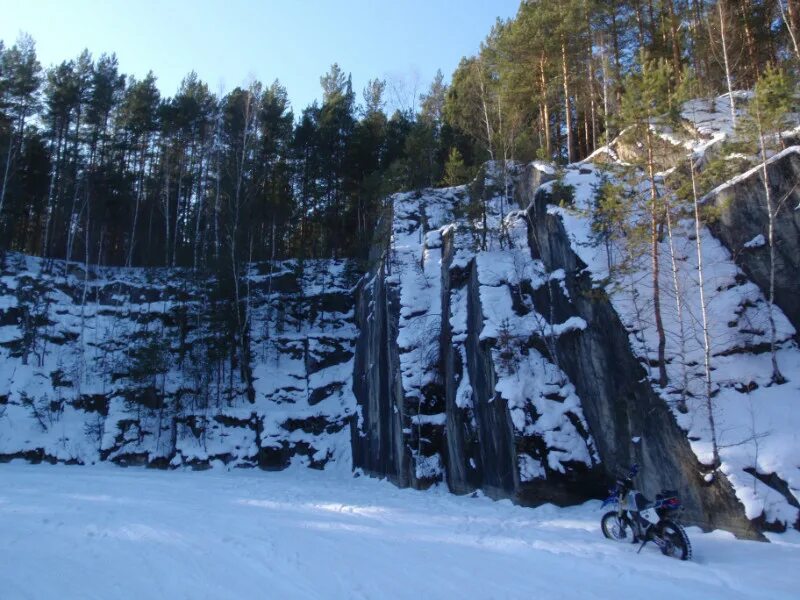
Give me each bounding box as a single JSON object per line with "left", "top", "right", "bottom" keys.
{"left": 0, "top": 253, "right": 360, "bottom": 472}
{"left": 533, "top": 158, "right": 799, "bottom": 535}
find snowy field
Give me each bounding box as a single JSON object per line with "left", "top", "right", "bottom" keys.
{"left": 1, "top": 464, "right": 798, "bottom": 599}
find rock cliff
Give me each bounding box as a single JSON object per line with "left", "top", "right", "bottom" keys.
{"left": 705, "top": 147, "right": 800, "bottom": 334}
{"left": 350, "top": 164, "right": 778, "bottom": 537}
{"left": 2, "top": 155, "right": 798, "bottom": 537}
{"left": 0, "top": 255, "right": 360, "bottom": 470}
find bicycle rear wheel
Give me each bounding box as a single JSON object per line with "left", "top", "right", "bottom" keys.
{"left": 659, "top": 520, "right": 692, "bottom": 560}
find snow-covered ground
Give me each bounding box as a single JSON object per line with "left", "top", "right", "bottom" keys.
{"left": 1, "top": 463, "right": 797, "bottom": 600}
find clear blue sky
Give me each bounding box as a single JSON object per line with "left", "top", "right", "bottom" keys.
{"left": 0, "top": 0, "right": 520, "bottom": 114}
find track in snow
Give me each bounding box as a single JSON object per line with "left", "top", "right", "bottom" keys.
{"left": 0, "top": 463, "right": 797, "bottom": 599}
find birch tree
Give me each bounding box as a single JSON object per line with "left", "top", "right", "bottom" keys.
{"left": 712, "top": 0, "right": 738, "bottom": 127}
{"left": 743, "top": 66, "right": 794, "bottom": 384}
{"left": 688, "top": 156, "right": 720, "bottom": 466}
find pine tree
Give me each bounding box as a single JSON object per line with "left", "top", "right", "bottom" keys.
{"left": 119, "top": 72, "right": 160, "bottom": 266}
{"left": 444, "top": 56, "right": 497, "bottom": 163}
{"left": 443, "top": 147, "right": 469, "bottom": 187}
{"left": 590, "top": 172, "right": 627, "bottom": 275}
{"left": 619, "top": 57, "right": 677, "bottom": 388}
{"left": 0, "top": 35, "right": 41, "bottom": 226}
{"left": 255, "top": 80, "right": 293, "bottom": 262}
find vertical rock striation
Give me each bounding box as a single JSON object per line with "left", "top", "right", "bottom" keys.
{"left": 353, "top": 166, "right": 603, "bottom": 506}
{"left": 352, "top": 162, "right": 763, "bottom": 538}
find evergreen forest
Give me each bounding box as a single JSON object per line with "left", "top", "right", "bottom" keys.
{"left": 0, "top": 0, "right": 797, "bottom": 272}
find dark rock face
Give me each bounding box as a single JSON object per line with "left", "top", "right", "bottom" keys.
{"left": 352, "top": 245, "right": 602, "bottom": 505}
{"left": 527, "top": 188, "right": 761, "bottom": 538}
{"left": 351, "top": 165, "right": 760, "bottom": 538}
{"left": 513, "top": 162, "right": 556, "bottom": 208}
{"left": 350, "top": 263, "right": 410, "bottom": 486}
{"left": 352, "top": 174, "right": 604, "bottom": 508}
{"left": 459, "top": 259, "right": 516, "bottom": 498}
{"left": 707, "top": 149, "right": 800, "bottom": 334}
{"left": 439, "top": 231, "right": 474, "bottom": 494}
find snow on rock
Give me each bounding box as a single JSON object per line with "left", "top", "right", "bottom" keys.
{"left": 354, "top": 163, "right": 600, "bottom": 499}
{"left": 0, "top": 254, "right": 360, "bottom": 471}
{"left": 538, "top": 158, "right": 800, "bottom": 530}
{"left": 701, "top": 146, "right": 800, "bottom": 334}
{"left": 744, "top": 234, "right": 766, "bottom": 249}
{"left": 605, "top": 91, "right": 799, "bottom": 172}
{"left": 704, "top": 146, "right": 800, "bottom": 199}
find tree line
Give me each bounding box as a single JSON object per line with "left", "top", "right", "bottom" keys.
{"left": 446, "top": 0, "right": 799, "bottom": 167}
{"left": 0, "top": 43, "right": 460, "bottom": 270}
{"left": 1, "top": 0, "right": 799, "bottom": 274}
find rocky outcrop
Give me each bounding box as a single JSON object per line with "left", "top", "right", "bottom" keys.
{"left": 352, "top": 162, "right": 764, "bottom": 538}
{"left": 353, "top": 168, "right": 604, "bottom": 507}
{"left": 0, "top": 254, "right": 359, "bottom": 470}
{"left": 527, "top": 188, "right": 762, "bottom": 538}
{"left": 350, "top": 260, "right": 409, "bottom": 485}
{"left": 2, "top": 152, "right": 791, "bottom": 539}
{"left": 706, "top": 147, "right": 800, "bottom": 334}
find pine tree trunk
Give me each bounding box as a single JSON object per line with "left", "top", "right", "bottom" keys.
{"left": 164, "top": 150, "right": 171, "bottom": 267}
{"left": 0, "top": 146, "right": 12, "bottom": 220}
{"left": 561, "top": 37, "right": 574, "bottom": 163}
{"left": 173, "top": 147, "right": 187, "bottom": 267}
{"left": 0, "top": 118, "right": 18, "bottom": 219}
{"left": 193, "top": 152, "right": 207, "bottom": 271}
{"left": 587, "top": 38, "right": 597, "bottom": 152}
{"left": 789, "top": 0, "right": 800, "bottom": 34}
{"left": 43, "top": 123, "right": 67, "bottom": 260}
{"left": 739, "top": 0, "right": 760, "bottom": 86}
{"left": 633, "top": 0, "right": 646, "bottom": 51}
{"left": 646, "top": 0, "right": 657, "bottom": 43}
{"left": 1, "top": 110, "right": 29, "bottom": 217}
{"left": 601, "top": 49, "right": 611, "bottom": 146}
{"left": 665, "top": 0, "right": 682, "bottom": 76}
{"left": 539, "top": 56, "right": 551, "bottom": 159}
{"left": 214, "top": 155, "right": 220, "bottom": 263}
{"left": 689, "top": 0, "right": 705, "bottom": 84}
{"left": 127, "top": 141, "right": 147, "bottom": 268}
{"left": 66, "top": 108, "right": 84, "bottom": 263}
{"left": 778, "top": 0, "right": 800, "bottom": 61}
{"left": 610, "top": 0, "right": 622, "bottom": 73}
